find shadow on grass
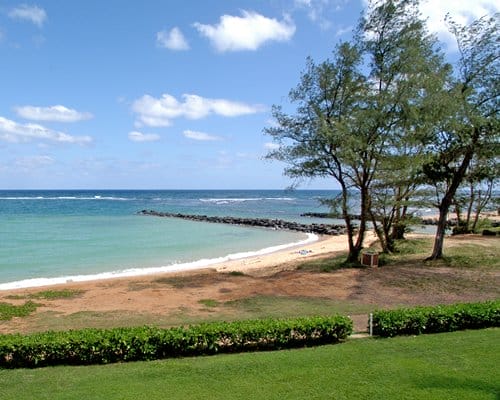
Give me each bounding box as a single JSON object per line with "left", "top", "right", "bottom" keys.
{"left": 415, "top": 374, "right": 500, "bottom": 399}
{"left": 296, "top": 252, "right": 367, "bottom": 273}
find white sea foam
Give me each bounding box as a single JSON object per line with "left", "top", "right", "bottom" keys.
{"left": 0, "top": 233, "right": 318, "bottom": 291}
{"left": 0, "top": 196, "right": 131, "bottom": 201}
{"left": 200, "top": 197, "right": 295, "bottom": 204}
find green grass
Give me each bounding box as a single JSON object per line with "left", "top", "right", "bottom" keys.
{"left": 153, "top": 274, "right": 215, "bottom": 289}
{"left": 198, "top": 298, "right": 219, "bottom": 308}
{"left": 0, "top": 301, "right": 39, "bottom": 321}
{"left": 224, "top": 295, "right": 373, "bottom": 318}
{"left": 382, "top": 237, "right": 500, "bottom": 269}
{"left": 5, "top": 289, "right": 84, "bottom": 301}
{"left": 393, "top": 237, "right": 432, "bottom": 255}
{"left": 0, "top": 290, "right": 84, "bottom": 321}
{"left": 226, "top": 270, "right": 246, "bottom": 276}
{"left": 16, "top": 296, "right": 371, "bottom": 333}
{"left": 0, "top": 329, "right": 498, "bottom": 399}
{"left": 296, "top": 236, "right": 500, "bottom": 273}
{"left": 29, "top": 289, "right": 84, "bottom": 300}
{"left": 444, "top": 244, "right": 500, "bottom": 269}
{"left": 297, "top": 253, "right": 350, "bottom": 272}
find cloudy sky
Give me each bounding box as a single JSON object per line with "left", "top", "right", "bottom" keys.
{"left": 0, "top": 0, "right": 497, "bottom": 189}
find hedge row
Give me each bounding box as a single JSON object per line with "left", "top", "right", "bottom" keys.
{"left": 0, "top": 315, "right": 352, "bottom": 368}
{"left": 371, "top": 300, "right": 500, "bottom": 337}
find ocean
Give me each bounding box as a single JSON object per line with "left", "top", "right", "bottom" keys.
{"left": 0, "top": 190, "right": 341, "bottom": 289}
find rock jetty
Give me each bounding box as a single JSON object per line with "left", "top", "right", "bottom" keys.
{"left": 300, "top": 212, "right": 362, "bottom": 219}
{"left": 138, "top": 210, "right": 347, "bottom": 236}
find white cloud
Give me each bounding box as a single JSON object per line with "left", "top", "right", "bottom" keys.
{"left": 128, "top": 131, "right": 161, "bottom": 142}
{"left": 264, "top": 142, "right": 280, "bottom": 150}
{"left": 194, "top": 10, "right": 296, "bottom": 52}
{"left": 156, "top": 27, "right": 190, "bottom": 50}
{"left": 8, "top": 4, "right": 47, "bottom": 27}
{"left": 183, "top": 130, "right": 222, "bottom": 141}
{"left": 0, "top": 116, "right": 92, "bottom": 145}
{"left": 335, "top": 25, "right": 352, "bottom": 36}
{"left": 132, "top": 93, "right": 264, "bottom": 127}
{"left": 294, "top": 0, "right": 348, "bottom": 30}
{"left": 15, "top": 155, "right": 54, "bottom": 169}
{"left": 295, "top": 0, "right": 313, "bottom": 6}
{"left": 418, "top": 0, "right": 499, "bottom": 49}
{"left": 15, "top": 105, "right": 93, "bottom": 122}
{"left": 363, "top": 0, "right": 499, "bottom": 51}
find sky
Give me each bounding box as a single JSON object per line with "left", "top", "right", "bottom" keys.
{"left": 0, "top": 0, "right": 498, "bottom": 190}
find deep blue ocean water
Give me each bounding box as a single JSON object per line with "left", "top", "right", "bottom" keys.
{"left": 0, "top": 190, "right": 341, "bottom": 288}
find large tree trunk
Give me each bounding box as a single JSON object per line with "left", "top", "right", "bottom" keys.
{"left": 338, "top": 179, "right": 357, "bottom": 264}
{"left": 428, "top": 137, "right": 476, "bottom": 260}
{"left": 429, "top": 205, "right": 449, "bottom": 259}
{"left": 349, "top": 185, "right": 370, "bottom": 263}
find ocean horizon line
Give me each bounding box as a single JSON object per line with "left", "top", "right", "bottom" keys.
{"left": 0, "top": 188, "right": 340, "bottom": 192}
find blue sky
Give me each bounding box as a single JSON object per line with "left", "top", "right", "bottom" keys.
{"left": 0, "top": 0, "right": 497, "bottom": 189}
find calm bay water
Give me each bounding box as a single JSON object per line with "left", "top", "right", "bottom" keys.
{"left": 0, "top": 190, "right": 340, "bottom": 288}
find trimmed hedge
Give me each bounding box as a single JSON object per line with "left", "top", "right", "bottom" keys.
{"left": 371, "top": 300, "right": 500, "bottom": 337}
{"left": 0, "top": 315, "right": 352, "bottom": 369}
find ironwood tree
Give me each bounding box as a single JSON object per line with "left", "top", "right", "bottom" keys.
{"left": 423, "top": 13, "right": 499, "bottom": 259}
{"left": 265, "top": 0, "right": 450, "bottom": 261}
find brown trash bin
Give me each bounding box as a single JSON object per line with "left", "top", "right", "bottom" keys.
{"left": 361, "top": 251, "right": 379, "bottom": 267}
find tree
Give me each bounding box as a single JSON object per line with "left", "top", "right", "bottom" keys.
{"left": 362, "top": 0, "right": 450, "bottom": 252}
{"left": 423, "top": 14, "right": 499, "bottom": 259}
{"left": 452, "top": 149, "right": 499, "bottom": 233}
{"left": 265, "top": 42, "right": 367, "bottom": 263}
{"left": 265, "top": 0, "right": 448, "bottom": 261}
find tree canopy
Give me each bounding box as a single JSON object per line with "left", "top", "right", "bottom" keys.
{"left": 265, "top": 0, "right": 499, "bottom": 262}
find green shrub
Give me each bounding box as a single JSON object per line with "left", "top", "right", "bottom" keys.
{"left": 0, "top": 315, "right": 352, "bottom": 369}
{"left": 371, "top": 300, "right": 500, "bottom": 337}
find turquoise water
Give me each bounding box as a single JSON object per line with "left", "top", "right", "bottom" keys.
{"left": 0, "top": 190, "right": 340, "bottom": 288}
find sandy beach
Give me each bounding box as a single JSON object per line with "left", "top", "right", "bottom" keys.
{"left": 0, "top": 234, "right": 364, "bottom": 331}
{"left": 1, "top": 232, "right": 499, "bottom": 335}
{"left": 1, "top": 233, "right": 355, "bottom": 295}
{"left": 214, "top": 233, "right": 363, "bottom": 275}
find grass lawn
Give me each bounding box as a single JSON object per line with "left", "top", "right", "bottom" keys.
{"left": 1, "top": 328, "right": 498, "bottom": 400}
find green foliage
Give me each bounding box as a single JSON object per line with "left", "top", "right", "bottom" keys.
{"left": 1, "top": 329, "right": 498, "bottom": 399}
{"left": 5, "top": 289, "right": 84, "bottom": 301}
{"left": 0, "top": 301, "right": 39, "bottom": 321}
{"left": 372, "top": 300, "right": 500, "bottom": 337}
{"left": 31, "top": 289, "right": 84, "bottom": 300}
{"left": 393, "top": 238, "right": 432, "bottom": 254}
{"left": 443, "top": 243, "right": 500, "bottom": 269}
{"left": 226, "top": 271, "right": 245, "bottom": 277}
{"left": 0, "top": 315, "right": 352, "bottom": 369}
{"left": 297, "top": 253, "right": 348, "bottom": 272}
{"left": 473, "top": 218, "right": 496, "bottom": 232}
{"left": 198, "top": 299, "right": 219, "bottom": 308}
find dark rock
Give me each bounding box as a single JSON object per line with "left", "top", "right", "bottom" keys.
{"left": 138, "top": 210, "right": 347, "bottom": 236}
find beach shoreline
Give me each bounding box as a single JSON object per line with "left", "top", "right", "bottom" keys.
{"left": 0, "top": 233, "right": 359, "bottom": 295}
{"left": 1, "top": 233, "right": 498, "bottom": 336}
{"left": 0, "top": 233, "right": 366, "bottom": 334}
{"left": 0, "top": 232, "right": 320, "bottom": 291}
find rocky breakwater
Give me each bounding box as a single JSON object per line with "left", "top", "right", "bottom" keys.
{"left": 138, "top": 210, "right": 347, "bottom": 236}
